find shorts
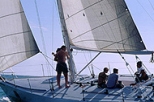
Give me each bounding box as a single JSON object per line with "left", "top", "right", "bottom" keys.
{"left": 56, "top": 62, "right": 68, "bottom": 74}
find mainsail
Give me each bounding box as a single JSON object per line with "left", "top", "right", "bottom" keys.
{"left": 59, "top": 0, "right": 146, "bottom": 53}
{"left": 0, "top": 0, "right": 39, "bottom": 71}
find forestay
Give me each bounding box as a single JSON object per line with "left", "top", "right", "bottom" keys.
{"left": 0, "top": 0, "right": 39, "bottom": 71}
{"left": 60, "top": 0, "right": 146, "bottom": 52}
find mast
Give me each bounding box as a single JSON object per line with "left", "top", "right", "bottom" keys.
{"left": 57, "top": 0, "right": 77, "bottom": 83}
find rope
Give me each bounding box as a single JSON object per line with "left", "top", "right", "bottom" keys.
{"left": 148, "top": 0, "right": 154, "bottom": 10}
{"left": 91, "top": 64, "right": 102, "bottom": 71}
{"left": 83, "top": 51, "right": 92, "bottom": 75}
{"left": 118, "top": 51, "right": 135, "bottom": 79}
{"left": 77, "top": 52, "right": 101, "bottom": 76}
{"left": 137, "top": 0, "right": 154, "bottom": 22}
{"left": 34, "top": 0, "right": 51, "bottom": 75}
{"left": 108, "top": 62, "right": 111, "bottom": 74}
{"left": 148, "top": 0, "right": 154, "bottom": 11}
{"left": 40, "top": 52, "right": 56, "bottom": 71}
{"left": 40, "top": 52, "right": 56, "bottom": 93}
{"left": 50, "top": 0, "right": 57, "bottom": 93}
{"left": 34, "top": 0, "right": 53, "bottom": 92}
{"left": 135, "top": 55, "right": 151, "bottom": 75}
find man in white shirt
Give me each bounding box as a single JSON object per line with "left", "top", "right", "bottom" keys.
{"left": 135, "top": 61, "right": 148, "bottom": 83}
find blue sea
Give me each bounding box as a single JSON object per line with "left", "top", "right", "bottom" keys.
{"left": 0, "top": 89, "right": 10, "bottom": 102}
{"left": 0, "top": 75, "right": 38, "bottom": 102}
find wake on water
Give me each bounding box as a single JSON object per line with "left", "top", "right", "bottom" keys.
{"left": 0, "top": 88, "right": 11, "bottom": 102}
{"left": 0, "top": 97, "right": 11, "bottom": 102}
{"left": 0, "top": 75, "right": 44, "bottom": 102}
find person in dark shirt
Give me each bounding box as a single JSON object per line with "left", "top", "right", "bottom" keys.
{"left": 98, "top": 67, "right": 109, "bottom": 88}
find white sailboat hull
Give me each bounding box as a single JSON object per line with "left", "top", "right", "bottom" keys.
{"left": 0, "top": 76, "right": 154, "bottom": 102}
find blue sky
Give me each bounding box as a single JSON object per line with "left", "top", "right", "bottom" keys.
{"left": 4, "top": 0, "right": 154, "bottom": 76}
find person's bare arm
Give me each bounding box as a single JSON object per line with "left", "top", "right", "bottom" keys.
{"left": 54, "top": 53, "right": 58, "bottom": 61}
{"left": 66, "top": 52, "right": 70, "bottom": 59}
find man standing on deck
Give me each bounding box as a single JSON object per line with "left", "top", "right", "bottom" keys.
{"left": 55, "top": 45, "right": 70, "bottom": 88}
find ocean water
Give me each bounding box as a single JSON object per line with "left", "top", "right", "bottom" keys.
{"left": 0, "top": 88, "right": 11, "bottom": 102}
{"left": 0, "top": 75, "right": 38, "bottom": 102}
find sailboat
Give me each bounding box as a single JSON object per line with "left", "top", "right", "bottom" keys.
{"left": 0, "top": 0, "right": 154, "bottom": 101}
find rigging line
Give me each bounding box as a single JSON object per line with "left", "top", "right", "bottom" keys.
{"left": 34, "top": 0, "right": 52, "bottom": 77}
{"left": 50, "top": 0, "right": 59, "bottom": 93}
{"left": 108, "top": 62, "right": 111, "bottom": 74}
{"left": 51, "top": 1, "right": 55, "bottom": 50}
{"left": 34, "top": 0, "right": 47, "bottom": 55}
{"left": 51, "top": 0, "right": 58, "bottom": 54}
{"left": 135, "top": 55, "right": 151, "bottom": 75}
{"left": 89, "top": 52, "right": 95, "bottom": 76}
{"left": 51, "top": 0, "right": 55, "bottom": 89}
{"left": 34, "top": 4, "right": 54, "bottom": 95}
{"left": 148, "top": 0, "right": 154, "bottom": 11}
{"left": 91, "top": 64, "right": 102, "bottom": 71}
{"left": 40, "top": 52, "right": 56, "bottom": 71}
{"left": 41, "top": 53, "right": 56, "bottom": 94}
{"left": 54, "top": 0, "right": 63, "bottom": 30}
{"left": 83, "top": 52, "right": 92, "bottom": 74}
{"left": 118, "top": 51, "right": 135, "bottom": 79}
{"left": 136, "top": 0, "right": 154, "bottom": 22}
{"left": 77, "top": 52, "right": 101, "bottom": 76}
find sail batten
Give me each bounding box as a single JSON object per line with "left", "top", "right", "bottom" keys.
{"left": 60, "top": 0, "right": 146, "bottom": 53}
{"left": 0, "top": 0, "right": 39, "bottom": 71}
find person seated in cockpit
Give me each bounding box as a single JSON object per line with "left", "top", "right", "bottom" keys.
{"left": 135, "top": 61, "right": 148, "bottom": 83}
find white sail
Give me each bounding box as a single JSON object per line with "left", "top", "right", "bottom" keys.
{"left": 59, "top": 0, "right": 146, "bottom": 53}
{"left": 0, "top": 0, "right": 39, "bottom": 71}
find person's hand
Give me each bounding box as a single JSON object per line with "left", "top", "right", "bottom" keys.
{"left": 70, "top": 48, "right": 73, "bottom": 52}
